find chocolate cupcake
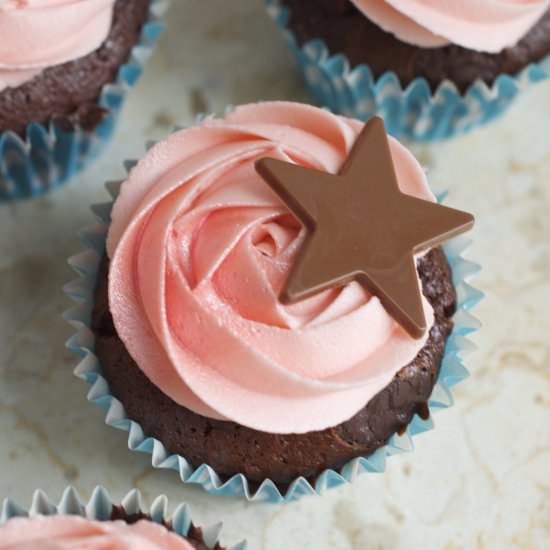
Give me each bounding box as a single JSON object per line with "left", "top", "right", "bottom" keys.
{"left": 66, "top": 102, "right": 481, "bottom": 502}
{"left": 0, "top": 0, "right": 164, "bottom": 201}
{"left": 0, "top": 486, "right": 243, "bottom": 549}
{"left": 267, "top": 0, "right": 550, "bottom": 141}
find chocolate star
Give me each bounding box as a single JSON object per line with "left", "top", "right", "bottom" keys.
{"left": 255, "top": 117, "right": 474, "bottom": 339}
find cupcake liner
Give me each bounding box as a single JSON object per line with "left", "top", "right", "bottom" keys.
{"left": 0, "top": 485, "right": 246, "bottom": 549}
{"left": 266, "top": 0, "right": 550, "bottom": 142}
{"left": 0, "top": 0, "right": 168, "bottom": 203}
{"left": 64, "top": 167, "right": 482, "bottom": 504}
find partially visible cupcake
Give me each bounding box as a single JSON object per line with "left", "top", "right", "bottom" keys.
{"left": 267, "top": 0, "right": 550, "bottom": 140}
{"left": 66, "top": 101, "right": 481, "bottom": 502}
{"left": 0, "top": 0, "right": 164, "bottom": 201}
{"left": 0, "top": 486, "right": 243, "bottom": 550}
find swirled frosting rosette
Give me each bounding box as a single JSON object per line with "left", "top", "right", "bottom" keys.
{"left": 66, "top": 101, "right": 481, "bottom": 501}
{"left": 0, "top": 0, "right": 116, "bottom": 91}
{"left": 107, "top": 102, "right": 438, "bottom": 435}
{"left": 350, "top": 0, "right": 550, "bottom": 52}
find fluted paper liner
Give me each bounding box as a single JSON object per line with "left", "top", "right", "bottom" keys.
{"left": 266, "top": 0, "right": 550, "bottom": 142}
{"left": 0, "top": 0, "right": 168, "bottom": 202}
{"left": 0, "top": 485, "right": 246, "bottom": 549}
{"left": 64, "top": 162, "right": 482, "bottom": 504}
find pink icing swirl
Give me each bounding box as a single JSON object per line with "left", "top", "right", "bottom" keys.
{"left": 0, "top": 0, "right": 115, "bottom": 92}
{"left": 107, "top": 102, "right": 436, "bottom": 435}
{"left": 0, "top": 516, "right": 193, "bottom": 549}
{"left": 351, "top": 0, "right": 550, "bottom": 52}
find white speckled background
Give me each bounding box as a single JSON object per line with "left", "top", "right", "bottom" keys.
{"left": 1, "top": 1, "right": 549, "bottom": 548}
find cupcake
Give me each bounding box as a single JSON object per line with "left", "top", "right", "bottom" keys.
{"left": 0, "top": 0, "right": 165, "bottom": 201}
{"left": 0, "top": 486, "right": 244, "bottom": 549}
{"left": 267, "top": 0, "right": 550, "bottom": 140}
{"left": 66, "top": 102, "right": 481, "bottom": 503}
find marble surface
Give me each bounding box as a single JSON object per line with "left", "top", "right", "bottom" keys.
{"left": 0, "top": 1, "right": 549, "bottom": 548}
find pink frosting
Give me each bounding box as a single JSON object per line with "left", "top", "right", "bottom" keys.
{"left": 0, "top": 0, "right": 115, "bottom": 92}
{"left": 0, "top": 516, "right": 193, "bottom": 549}
{"left": 350, "top": 0, "right": 550, "bottom": 52}
{"left": 107, "top": 102, "right": 436, "bottom": 435}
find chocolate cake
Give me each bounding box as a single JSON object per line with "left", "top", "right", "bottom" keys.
{"left": 92, "top": 247, "right": 455, "bottom": 487}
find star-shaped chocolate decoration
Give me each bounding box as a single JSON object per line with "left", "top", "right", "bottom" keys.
{"left": 255, "top": 117, "right": 474, "bottom": 339}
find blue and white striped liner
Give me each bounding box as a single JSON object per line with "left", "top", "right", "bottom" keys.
{"left": 0, "top": 0, "right": 168, "bottom": 202}
{"left": 266, "top": 0, "right": 550, "bottom": 142}
{"left": 64, "top": 171, "right": 482, "bottom": 504}
{"left": 0, "top": 485, "right": 246, "bottom": 550}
